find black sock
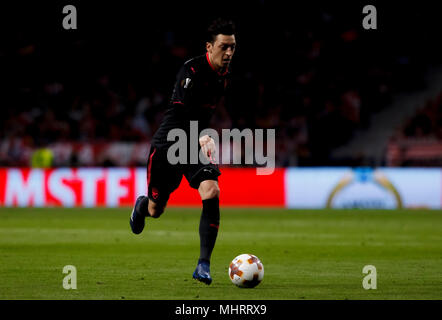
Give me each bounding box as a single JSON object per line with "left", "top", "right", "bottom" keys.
{"left": 136, "top": 196, "right": 150, "bottom": 217}
{"left": 199, "top": 198, "right": 220, "bottom": 263}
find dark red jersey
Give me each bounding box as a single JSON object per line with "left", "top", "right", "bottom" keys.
{"left": 152, "top": 53, "right": 231, "bottom": 149}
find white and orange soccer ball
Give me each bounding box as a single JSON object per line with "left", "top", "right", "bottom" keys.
{"left": 228, "top": 254, "right": 264, "bottom": 288}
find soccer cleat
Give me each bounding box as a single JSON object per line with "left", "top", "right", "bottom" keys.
{"left": 193, "top": 260, "right": 212, "bottom": 285}
{"left": 130, "top": 196, "right": 147, "bottom": 234}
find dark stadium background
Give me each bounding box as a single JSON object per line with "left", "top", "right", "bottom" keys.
{"left": 0, "top": 1, "right": 442, "bottom": 305}
{"left": 1, "top": 0, "right": 441, "bottom": 168}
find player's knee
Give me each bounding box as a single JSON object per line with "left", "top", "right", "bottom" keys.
{"left": 199, "top": 181, "right": 220, "bottom": 200}
{"left": 210, "top": 185, "right": 220, "bottom": 199}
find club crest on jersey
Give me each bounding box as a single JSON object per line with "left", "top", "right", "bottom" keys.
{"left": 181, "top": 77, "right": 192, "bottom": 89}
{"left": 152, "top": 188, "right": 159, "bottom": 200}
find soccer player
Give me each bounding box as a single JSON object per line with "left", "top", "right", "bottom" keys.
{"left": 129, "top": 18, "right": 236, "bottom": 285}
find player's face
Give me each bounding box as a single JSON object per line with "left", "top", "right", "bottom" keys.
{"left": 206, "top": 34, "right": 236, "bottom": 71}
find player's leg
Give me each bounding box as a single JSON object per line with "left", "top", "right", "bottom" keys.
{"left": 185, "top": 164, "right": 221, "bottom": 285}
{"left": 197, "top": 179, "right": 221, "bottom": 263}
{"left": 192, "top": 179, "right": 221, "bottom": 285}
{"left": 130, "top": 147, "right": 181, "bottom": 234}
{"left": 147, "top": 198, "right": 165, "bottom": 218}
{"left": 130, "top": 196, "right": 167, "bottom": 234}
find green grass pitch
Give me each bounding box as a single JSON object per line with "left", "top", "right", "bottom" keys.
{"left": 0, "top": 207, "right": 441, "bottom": 300}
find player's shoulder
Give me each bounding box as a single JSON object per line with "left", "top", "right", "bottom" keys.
{"left": 182, "top": 54, "right": 207, "bottom": 75}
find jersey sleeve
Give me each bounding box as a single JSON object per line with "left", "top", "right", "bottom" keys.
{"left": 170, "top": 62, "right": 197, "bottom": 108}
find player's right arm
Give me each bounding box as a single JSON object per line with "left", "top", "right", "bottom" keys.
{"left": 170, "top": 62, "right": 198, "bottom": 109}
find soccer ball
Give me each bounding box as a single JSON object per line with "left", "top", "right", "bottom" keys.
{"left": 228, "top": 254, "right": 264, "bottom": 288}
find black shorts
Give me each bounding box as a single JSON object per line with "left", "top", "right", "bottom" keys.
{"left": 146, "top": 145, "right": 221, "bottom": 206}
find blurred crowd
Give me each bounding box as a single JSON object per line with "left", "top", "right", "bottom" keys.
{"left": 400, "top": 92, "right": 442, "bottom": 141}
{"left": 387, "top": 91, "right": 442, "bottom": 166}
{"left": 1, "top": 2, "right": 441, "bottom": 167}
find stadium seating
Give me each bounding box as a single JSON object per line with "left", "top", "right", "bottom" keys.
{"left": 1, "top": 3, "right": 440, "bottom": 168}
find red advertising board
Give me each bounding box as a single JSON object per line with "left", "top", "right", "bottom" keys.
{"left": 0, "top": 167, "right": 285, "bottom": 208}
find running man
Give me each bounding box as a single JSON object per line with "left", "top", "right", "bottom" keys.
{"left": 130, "top": 18, "right": 236, "bottom": 285}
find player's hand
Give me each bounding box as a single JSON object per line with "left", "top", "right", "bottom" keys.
{"left": 199, "top": 135, "right": 216, "bottom": 163}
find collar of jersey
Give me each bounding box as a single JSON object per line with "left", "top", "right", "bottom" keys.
{"left": 206, "top": 52, "right": 229, "bottom": 77}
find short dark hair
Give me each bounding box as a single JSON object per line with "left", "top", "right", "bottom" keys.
{"left": 207, "top": 18, "right": 236, "bottom": 43}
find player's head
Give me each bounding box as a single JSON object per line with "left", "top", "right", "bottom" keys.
{"left": 206, "top": 18, "right": 236, "bottom": 72}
